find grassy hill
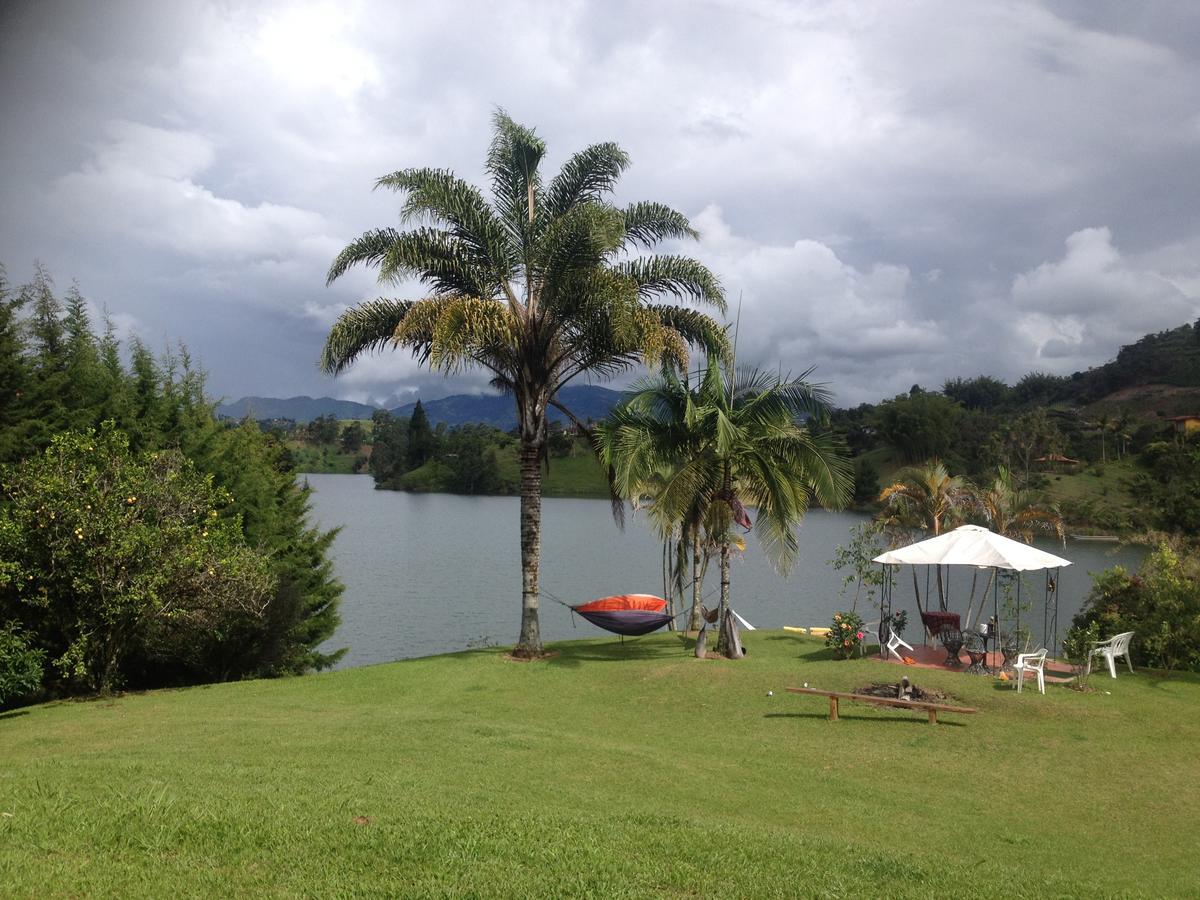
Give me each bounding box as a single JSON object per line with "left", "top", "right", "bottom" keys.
{"left": 3, "top": 632, "right": 1198, "bottom": 897}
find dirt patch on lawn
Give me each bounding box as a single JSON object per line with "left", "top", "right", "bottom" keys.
{"left": 502, "top": 650, "right": 561, "bottom": 663}
{"left": 853, "top": 681, "right": 961, "bottom": 704}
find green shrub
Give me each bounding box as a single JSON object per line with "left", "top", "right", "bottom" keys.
{"left": 1061, "top": 619, "right": 1101, "bottom": 691}
{"left": 0, "top": 424, "right": 275, "bottom": 695}
{"left": 0, "top": 621, "right": 43, "bottom": 705}
{"left": 1072, "top": 543, "right": 1200, "bottom": 672}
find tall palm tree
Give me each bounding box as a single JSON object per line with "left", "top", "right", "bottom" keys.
{"left": 321, "top": 113, "right": 727, "bottom": 657}
{"left": 598, "top": 356, "right": 851, "bottom": 656}
{"left": 877, "top": 460, "right": 976, "bottom": 614}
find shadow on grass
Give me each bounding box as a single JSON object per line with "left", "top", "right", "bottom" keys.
{"left": 762, "top": 711, "right": 966, "bottom": 727}
{"left": 545, "top": 637, "right": 693, "bottom": 668}
{"left": 0, "top": 709, "right": 31, "bottom": 720}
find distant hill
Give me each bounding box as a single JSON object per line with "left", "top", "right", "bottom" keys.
{"left": 1064, "top": 321, "right": 1200, "bottom": 404}
{"left": 217, "top": 384, "right": 624, "bottom": 427}
{"left": 389, "top": 384, "right": 623, "bottom": 429}
{"left": 217, "top": 395, "right": 380, "bottom": 422}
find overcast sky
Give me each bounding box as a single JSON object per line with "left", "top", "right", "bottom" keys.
{"left": 3, "top": 0, "right": 1199, "bottom": 408}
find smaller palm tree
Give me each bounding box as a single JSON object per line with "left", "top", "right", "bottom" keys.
{"left": 878, "top": 460, "right": 975, "bottom": 537}
{"left": 877, "top": 460, "right": 976, "bottom": 615}
{"left": 975, "top": 466, "right": 1064, "bottom": 544}
{"left": 599, "top": 356, "right": 851, "bottom": 656}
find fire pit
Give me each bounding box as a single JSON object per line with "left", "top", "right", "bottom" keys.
{"left": 853, "top": 681, "right": 960, "bottom": 705}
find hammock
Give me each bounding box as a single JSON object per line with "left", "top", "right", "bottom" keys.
{"left": 571, "top": 594, "right": 673, "bottom": 637}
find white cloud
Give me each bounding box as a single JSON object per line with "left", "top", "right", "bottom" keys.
{"left": 4, "top": 1, "right": 1200, "bottom": 403}
{"left": 49, "top": 120, "right": 337, "bottom": 264}
{"left": 692, "top": 206, "right": 944, "bottom": 404}
{"left": 1011, "top": 227, "right": 1200, "bottom": 371}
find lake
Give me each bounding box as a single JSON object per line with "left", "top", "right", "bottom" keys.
{"left": 304, "top": 474, "right": 1143, "bottom": 668}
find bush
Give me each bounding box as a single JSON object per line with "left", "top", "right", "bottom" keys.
{"left": 0, "top": 424, "right": 275, "bottom": 695}
{"left": 1061, "top": 620, "right": 1101, "bottom": 691}
{"left": 1072, "top": 543, "right": 1200, "bottom": 672}
{"left": 0, "top": 622, "right": 43, "bottom": 706}
{"left": 826, "top": 611, "right": 866, "bottom": 659}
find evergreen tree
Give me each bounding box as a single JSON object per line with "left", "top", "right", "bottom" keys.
{"left": 0, "top": 263, "right": 344, "bottom": 694}
{"left": 408, "top": 400, "right": 435, "bottom": 468}
{"left": 21, "top": 264, "right": 71, "bottom": 445}
{"left": 368, "top": 410, "right": 409, "bottom": 484}
{"left": 96, "top": 314, "right": 133, "bottom": 425}
{"left": 340, "top": 421, "right": 366, "bottom": 453}
{"left": 126, "top": 338, "right": 163, "bottom": 451}
{"left": 0, "top": 266, "right": 33, "bottom": 463}
{"left": 61, "top": 283, "right": 106, "bottom": 423}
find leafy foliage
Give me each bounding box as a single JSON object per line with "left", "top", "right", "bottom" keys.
{"left": 872, "top": 390, "right": 962, "bottom": 463}
{"left": 1072, "top": 543, "right": 1200, "bottom": 672}
{"left": 598, "top": 356, "right": 852, "bottom": 653}
{"left": 0, "top": 425, "right": 274, "bottom": 694}
{"left": 0, "top": 621, "right": 43, "bottom": 706}
{"left": 0, "top": 265, "right": 345, "bottom": 697}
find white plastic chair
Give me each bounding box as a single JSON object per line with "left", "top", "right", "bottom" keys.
{"left": 1086, "top": 631, "right": 1135, "bottom": 678}
{"left": 1013, "top": 649, "right": 1047, "bottom": 694}
{"left": 886, "top": 627, "right": 913, "bottom": 662}
{"left": 858, "top": 620, "right": 881, "bottom": 657}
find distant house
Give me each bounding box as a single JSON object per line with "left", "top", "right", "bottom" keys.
{"left": 1034, "top": 452, "right": 1080, "bottom": 472}
{"left": 1169, "top": 415, "right": 1200, "bottom": 436}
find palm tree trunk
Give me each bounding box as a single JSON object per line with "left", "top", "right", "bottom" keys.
{"left": 716, "top": 461, "right": 734, "bottom": 657}
{"left": 715, "top": 536, "right": 732, "bottom": 655}
{"left": 689, "top": 525, "right": 703, "bottom": 632}
{"left": 515, "top": 440, "right": 544, "bottom": 657}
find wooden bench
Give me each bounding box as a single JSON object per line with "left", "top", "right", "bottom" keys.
{"left": 784, "top": 686, "right": 978, "bottom": 725}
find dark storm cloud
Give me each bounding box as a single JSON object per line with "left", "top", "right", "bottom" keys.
{"left": 2, "top": 0, "right": 1199, "bottom": 407}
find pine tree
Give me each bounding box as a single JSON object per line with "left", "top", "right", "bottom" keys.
{"left": 0, "top": 265, "right": 33, "bottom": 463}
{"left": 61, "top": 282, "right": 106, "bottom": 423}
{"left": 21, "top": 263, "right": 71, "bottom": 445}
{"left": 408, "top": 400, "right": 434, "bottom": 468}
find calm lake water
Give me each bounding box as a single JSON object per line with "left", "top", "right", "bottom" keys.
{"left": 305, "top": 474, "right": 1143, "bottom": 668}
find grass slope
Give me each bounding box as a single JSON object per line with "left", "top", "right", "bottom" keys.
{"left": 4, "top": 634, "right": 1196, "bottom": 897}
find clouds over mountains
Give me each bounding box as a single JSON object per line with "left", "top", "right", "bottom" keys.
{"left": 2, "top": 0, "right": 1199, "bottom": 407}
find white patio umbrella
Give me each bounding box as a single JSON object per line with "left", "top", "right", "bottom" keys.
{"left": 873, "top": 525, "right": 1071, "bottom": 571}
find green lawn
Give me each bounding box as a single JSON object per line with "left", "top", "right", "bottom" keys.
{"left": 3, "top": 633, "right": 1197, "bottom": 897}
{"left": 289, "top": 443, "right": 362, "bottom": 475}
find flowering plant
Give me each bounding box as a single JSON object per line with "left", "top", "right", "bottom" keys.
{"left": 826, "top": 610, "right": 866, "bottom": 659}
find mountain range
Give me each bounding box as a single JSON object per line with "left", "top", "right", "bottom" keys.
{"left": 216, "top": 384, "right": 625, "bottom": 429}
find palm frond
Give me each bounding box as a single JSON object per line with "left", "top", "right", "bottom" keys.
{"left": 320, "top": 299, "right": 416, "bottom": 374}
{"left": 375, "top": 167, "right": 516, "bottom": 283}
{"left": 621, "top": 202, "right": 698, "bottom": 248}
{"left": 396, "top": 296, "right": 517, "bottom": 375}
{"left": 545, "top": 142, "right": 630, "bottom": 218}
{"left": 644, "top": 305, "right": 730, "bottom": 358}
{"left": 617, "top": 256, "right": 727, "bottom": 312}
{"left": 537, "top": 204, "right": 628, "bottom": 306}
{"left": 326, "top": 229, "right": 404, "bottom": 285}
{"left": 486, "top": 110, "right": 546, "bottom": 252}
